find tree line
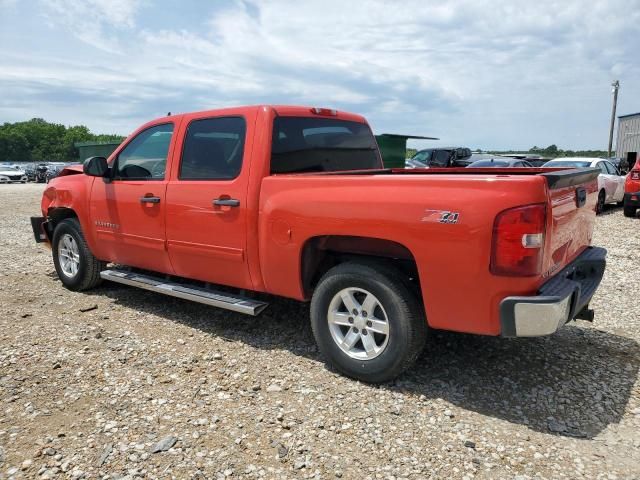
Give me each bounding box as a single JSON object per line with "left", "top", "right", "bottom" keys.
{"left": 0, "top": 118, "right": 124, "bottom": 163}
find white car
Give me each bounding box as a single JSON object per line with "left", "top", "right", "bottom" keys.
{"left": 0, "top": 165, "right": 28, "bottom": 184}
{"left": 542, "top": 157, "right": 625, "bottom": 213}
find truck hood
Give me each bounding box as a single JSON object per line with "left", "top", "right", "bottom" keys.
{"left": 57, "top": 165, "right": 84, "bottom": 177}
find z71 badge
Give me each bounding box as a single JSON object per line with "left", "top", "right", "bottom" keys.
{"left": 421, "top": 209, "right": 461, "bottom": 224}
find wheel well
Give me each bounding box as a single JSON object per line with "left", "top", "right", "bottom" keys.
{"left": 47, "top": 207, "right": 78, "bottom": 232}
{"left": 301, "top": 235, "right": 421, "bottom": 298}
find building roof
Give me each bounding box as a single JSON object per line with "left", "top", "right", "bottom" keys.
{"left": 618, "top": 112, "right": 640, "bottom": 119}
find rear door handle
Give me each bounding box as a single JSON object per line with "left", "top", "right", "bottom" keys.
{"left": 140, "top": 196, "right": 161, "bottom": 204}
{"left": 213, "top": 198, "right": 240, "bottom": 207}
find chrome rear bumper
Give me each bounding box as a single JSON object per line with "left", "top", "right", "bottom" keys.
{"left": 500, "top": 247, "right": 606, "bottom": 337}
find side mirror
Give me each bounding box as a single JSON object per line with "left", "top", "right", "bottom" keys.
{"left": 83, "top": 156, "right": 109, "bottom": 177}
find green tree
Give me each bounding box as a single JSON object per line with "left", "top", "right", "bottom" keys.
{"left": 0, "top": 119, "right": 124, "bottom": 163}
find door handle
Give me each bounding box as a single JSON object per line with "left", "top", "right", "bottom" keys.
{"left": 213, "top": 198, "right": 240, "bottom": 207}
{"left": 140, "top": 196, "right": 161, "bottom": 204}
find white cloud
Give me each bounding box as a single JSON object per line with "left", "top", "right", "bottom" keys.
{"left": 1, "top": 0, "right": 639, "bottom": 148}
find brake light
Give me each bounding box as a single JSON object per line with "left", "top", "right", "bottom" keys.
{"left": 631, "top": 171, "right": 640, "bottom": 180}
{"left": 491, "top": 204, "right": 547, "bottom": 276}
{"left": 311, "top": 107, "right": 337, "bottom": 116}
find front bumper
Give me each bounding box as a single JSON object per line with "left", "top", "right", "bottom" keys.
{"left": 30, "top": 216, "right": 50, "bottom": 243}
{"left": 500, "top": 247, "right": 607, "bottom": 337}
{"left": 624, "top": 192, "right": 640, "bottom": 207}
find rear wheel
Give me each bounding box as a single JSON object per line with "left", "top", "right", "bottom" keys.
{"left": 52, "top": 218, "right": 105, "bottom": 291}
{"left": 310, "top": 262, "right": 427, "bottom": 383}
{"left": 596, "top": 190, "right": 606, "bottom": 215}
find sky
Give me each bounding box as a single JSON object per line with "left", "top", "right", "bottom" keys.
{"left": 0, "top": 0, "right": 639, "bottom": 151}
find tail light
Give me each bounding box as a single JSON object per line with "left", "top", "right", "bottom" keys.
{"left": 491, "top": 203, "right": 547, "bottom": 276}
{"left": 310, "top": 107, "right": 337, "bottom": 116}
{"left": 631, "top": 171, "right": 640, "bottom": 180}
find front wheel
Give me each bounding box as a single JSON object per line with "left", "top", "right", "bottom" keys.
{"left": 310, "top": 262, "right": 427, "bottom": 383}
{"left": 52, "top": 218, "right": 105, "bottom": 291}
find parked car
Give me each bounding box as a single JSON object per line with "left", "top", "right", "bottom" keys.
{"left": 35, "top": 163, "right": 49, "bottom": 183}
{"left": 623, "top": 164, "right": 640, "bottom": 218}
{"left": 0, "top": 164, "right": 28, "bottom": 183}
{"left": 468, "top": 158, "right": 534, "bottom": 168}
{"left": 406, "top": 147, "right": 472, "bottom": 168}
{"left": 32, "top": 105, "right": 606, "bottom": 383}
{"left": 543, "top": 158, "right": 625, "bottom": 214}
{"left": 22, "top": 163, "right": 37, "bottom": 182}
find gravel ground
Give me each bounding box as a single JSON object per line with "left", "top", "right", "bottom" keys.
{"left": 0, "top": 183, "right": 639, "bottom": 480}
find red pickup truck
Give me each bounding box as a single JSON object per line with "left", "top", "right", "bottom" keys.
{"left": 31, "top": 105, "right": 606, "bottom": 382}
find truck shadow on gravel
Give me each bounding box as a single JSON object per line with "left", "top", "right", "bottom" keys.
{"left": 89, "top": 283, "right": 639, "bottom": 440}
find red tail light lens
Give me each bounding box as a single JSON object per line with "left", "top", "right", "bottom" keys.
{"left": 491, "top": 203, "right": 547, "bottom": 276}
{"left": 631, "top": 171, "right": 640, "bottom": 180}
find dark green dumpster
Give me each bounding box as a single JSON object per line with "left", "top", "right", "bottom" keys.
{"left": 375, "top": 134, "right": 438, "bottom": 168}
{"left": 75, "top": 141, "right": 122, "bottom": 161}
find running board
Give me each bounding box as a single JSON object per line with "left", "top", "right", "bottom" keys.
{"left": 100, "top": 269, "right": 268, "bottom": 316}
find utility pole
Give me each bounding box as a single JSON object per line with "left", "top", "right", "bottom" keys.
{"left": 608, "top": 80, "right": 619, "bottom": 158}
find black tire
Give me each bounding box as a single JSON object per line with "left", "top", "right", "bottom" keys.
{"left": 623, "top": 205, "right": 637, "bottom": 218}
{"left": 596, "top": 190, "right": 605, "bottom": 215}
{"left": 52, "top": 218, "right": 105, "bottom": 291}
{"left": 310, "top": 262, "right": 427, "bottom": 383}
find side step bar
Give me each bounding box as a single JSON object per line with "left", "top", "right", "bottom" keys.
{"left": 100, "top": 269, "right": 269, "bottom": 316}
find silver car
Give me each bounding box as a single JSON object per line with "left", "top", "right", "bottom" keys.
{"left": 0, "top": 165, "right": 28, "bottom": 183}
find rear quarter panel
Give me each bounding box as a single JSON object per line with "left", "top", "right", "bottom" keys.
{"left": 258, "top": 173, "right": 552, "bottom": 335}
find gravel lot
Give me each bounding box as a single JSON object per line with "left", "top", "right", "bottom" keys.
{"left": 0, "top": 183, "right": 639, "bottom": 480}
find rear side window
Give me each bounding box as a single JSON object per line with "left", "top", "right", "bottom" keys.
{"left": 180, "top": 117, "right": 246, "bottom": 180}
{"left": 116, "top": 123, "right": 174, "bottom": 180}
{"left": 271, "top": 117, "right": 381, "bottom": 174}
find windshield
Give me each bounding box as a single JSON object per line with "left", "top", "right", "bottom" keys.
{"left": 469, "top": 160, "right": 510, "bottom": 167}
{"left": 271, "top": 117, "right": 381, "bottom": 174}
{"left": 543, "top": 160, "right": 592, "bottom": 168}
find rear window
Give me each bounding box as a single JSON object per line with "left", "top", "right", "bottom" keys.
{"left": 271, "top": 117, "right": 381, "bottom": 174}
{"left": 543, "top": 160, "right": 592, "bottom": 168}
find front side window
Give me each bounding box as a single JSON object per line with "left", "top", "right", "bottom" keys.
{"left": 180, "top": 117, "right": 246, "bottom": 180}
{"left": 597, "top": 162, "right": 608, "bottom": 174}
{"left": 411, "top": 150, "right": 432, "bottom": 164}
{"left": 604, "top": 161, "right": 618, "bottom": 175}
{"left": 116, "top": 123, "right": 174, "bottom": 180}
{"left": 271, "top": 117, "right": 381, "bottom": 174}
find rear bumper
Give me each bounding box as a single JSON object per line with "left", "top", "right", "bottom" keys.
{"left": 500, "top": 247, "right": 606, "bottom": 337}
{"left": 624, "top": 192, "right": 640, "bottom": 207}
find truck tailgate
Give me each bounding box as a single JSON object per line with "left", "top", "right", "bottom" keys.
{"left": 541, "top": 168, "right": 600, "bottom": 278}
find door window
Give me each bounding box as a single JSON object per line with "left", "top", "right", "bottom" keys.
{"left": 603, "top": 161, "right": 618, "bottom": 175}
{"left": 115, "top": 124, "right": 174, "bottom": 180}
{"left": 597, "top": 162, "right": 608, "bottom": 174}
{"left": 180, "top": 117, "right": 246, "bottom": 180}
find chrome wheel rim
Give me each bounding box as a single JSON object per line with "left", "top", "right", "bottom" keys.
{"left": 58, "top": 233, "right": 80, "bottom": 278}
{"left": 327, "top": 287, "right": 390, "bottom": 360}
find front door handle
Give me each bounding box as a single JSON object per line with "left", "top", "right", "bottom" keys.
{"left": 213, "top": 198, "right": 240, "bottom": 207}
{"left": 140, "top": 196, "right": 161, "bottom": 204}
